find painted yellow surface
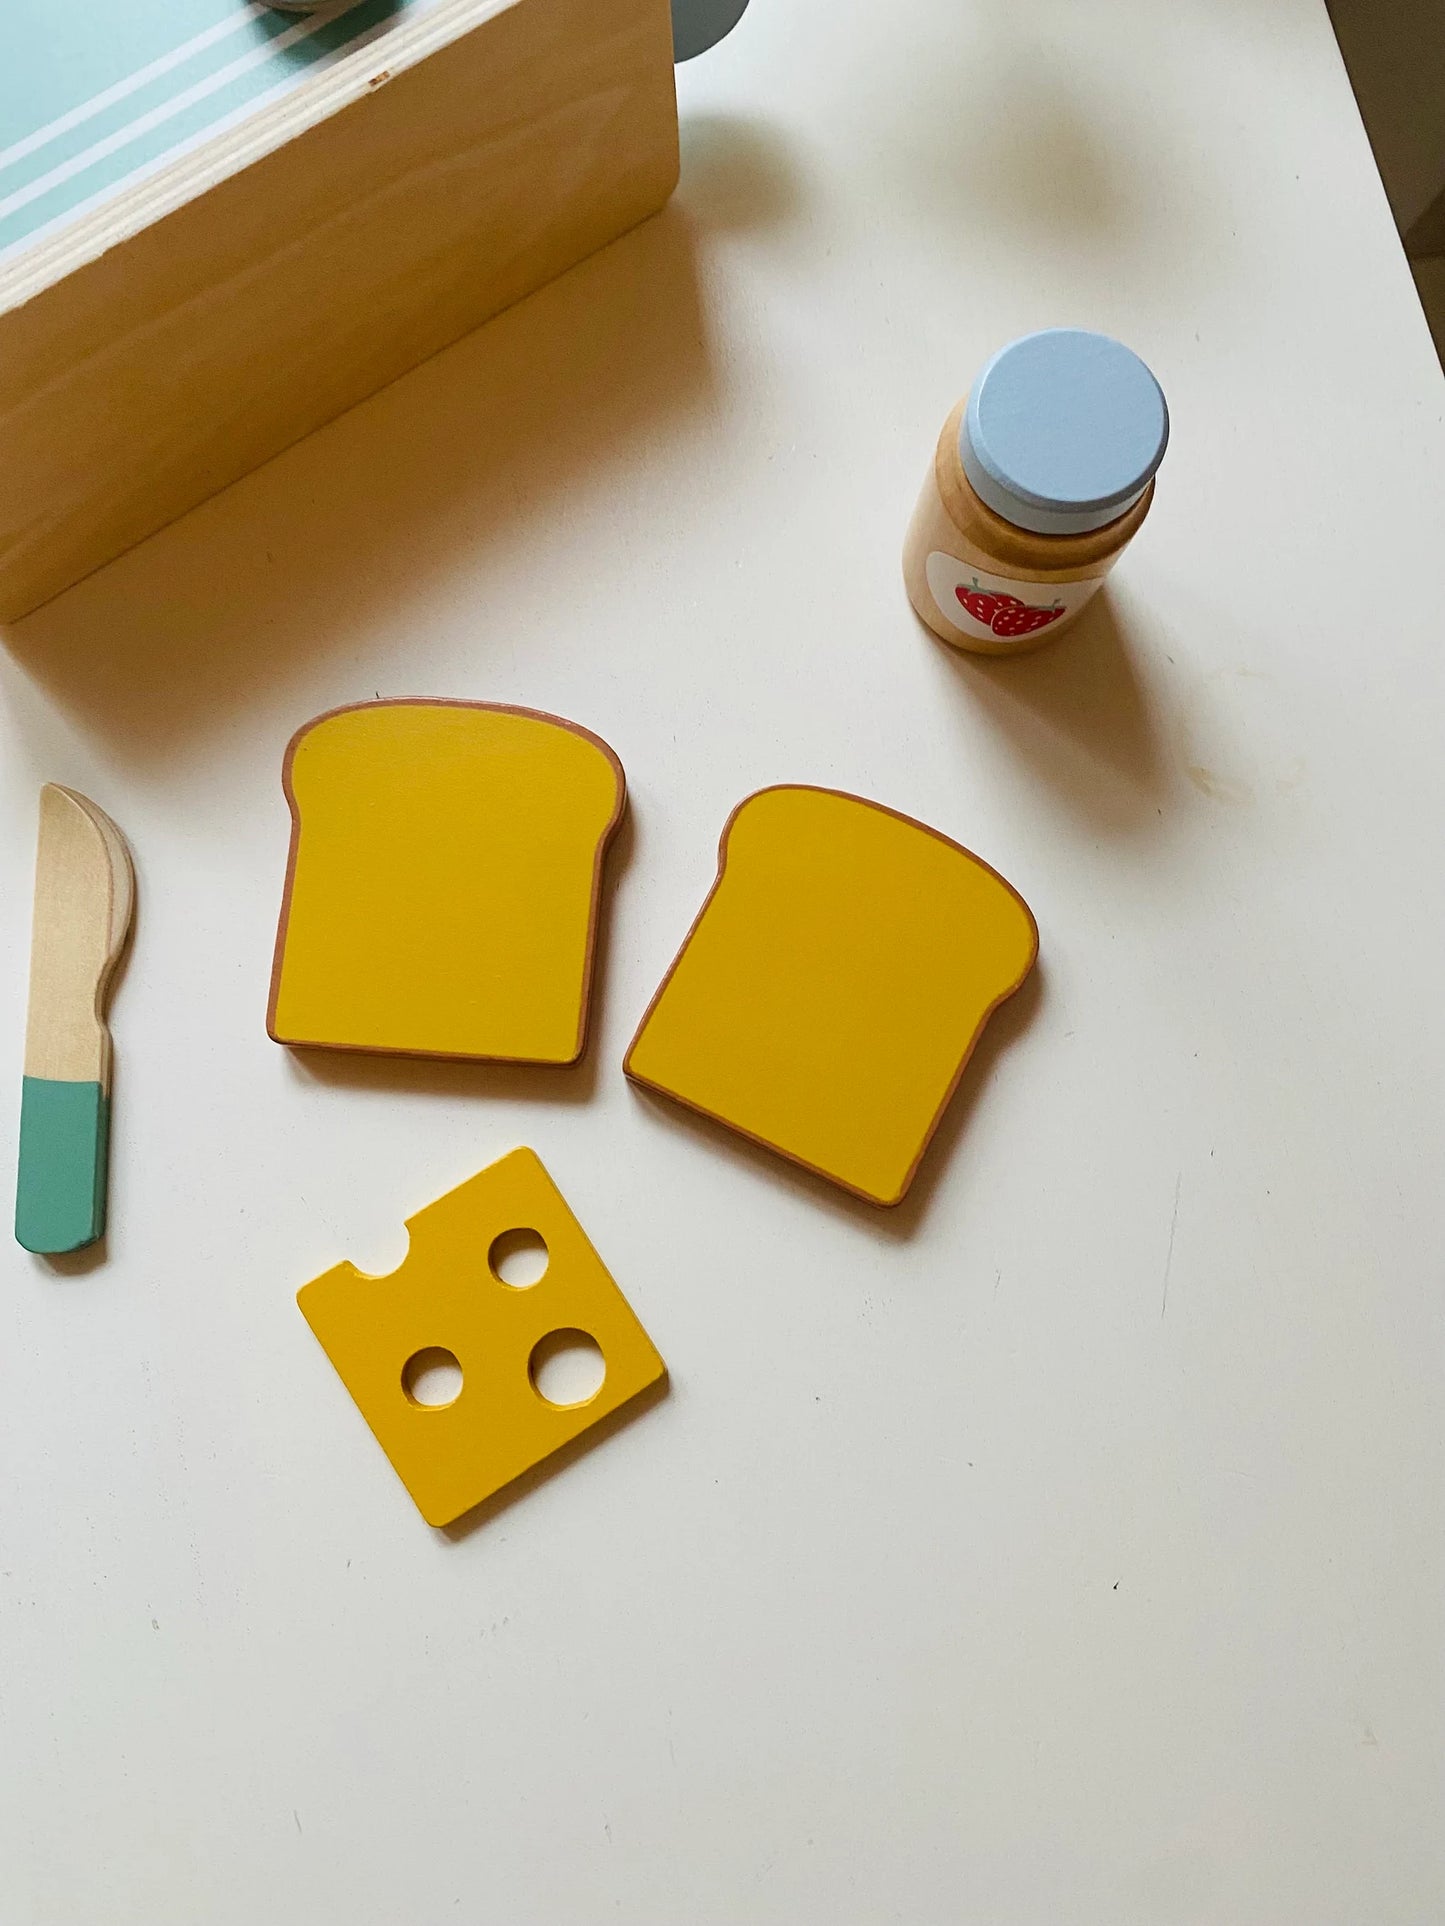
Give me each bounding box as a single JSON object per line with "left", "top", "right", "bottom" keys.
{"left": 298, "top": 1148, "right": 666, "bottom": 1527}
{"left": 269, "top": 702, "right": 624, "bottom": 1062}
{"left": 625, "top": 786, "right": 1037, "bottom": 1206}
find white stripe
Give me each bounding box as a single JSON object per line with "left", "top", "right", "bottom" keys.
{"left": 0, "top": 6, "right": 269, "bottom": 177}
{"left": 0, "top": 4, "right": 418, "bottom": 270}
{"left": 0, "top": 3, "right": 365, "bottom": 225}
{"left": 0, "top": 72, "right": 301, "bottom": 268}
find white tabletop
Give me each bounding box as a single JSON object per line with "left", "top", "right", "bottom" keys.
{"left": 3, "top": 0, "right": 1444, "bottom": 1918}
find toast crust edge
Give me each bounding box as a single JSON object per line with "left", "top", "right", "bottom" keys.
{"left": 266, "top": 698, "right": 627, "bottom": 1065}
{"left": 623, "top": 784, "right": 1038, "bottom": 1207}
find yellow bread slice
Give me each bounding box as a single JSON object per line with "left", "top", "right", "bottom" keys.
{"left": 268, "top": 702, "right": 624, "bottom": 1063}
{"left": 625, "top": 786, "right": 1037, "bottom": 1205}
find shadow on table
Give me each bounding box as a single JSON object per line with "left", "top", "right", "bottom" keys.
{"left": 870, "top": 1, "right": 1233, "bottom": 289}
{"left": 0, "top": 109, "right": 795, "bottom": 765}
{"left": 440, "top": 1371, "right": 671, "bottom": 1542}
{"left": 4, "top": 206, "right": 709, "bottom": 764}
{"left": 677, "top": 109, "right": 806, "bottom": 233}
{"left": 3, "top": 112, "right": 808, "bottom": 767}
{"left": 930, "top": 588, "right": 1174, "bottom": 836}
{"left": 623, "top": 960, "right": 1045, "bottom": 1242}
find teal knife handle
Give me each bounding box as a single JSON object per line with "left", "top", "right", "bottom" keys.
{"left": 15, "top": 1076, "right": 109, "bottom": 1255}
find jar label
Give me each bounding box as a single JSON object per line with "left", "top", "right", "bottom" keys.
{"left": 925, "top": 552, "right": 1105, "bottom": 645}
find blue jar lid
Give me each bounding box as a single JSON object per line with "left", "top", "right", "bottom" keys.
{"left": 960, "top": 329, "right": 1169, "bottom": 537}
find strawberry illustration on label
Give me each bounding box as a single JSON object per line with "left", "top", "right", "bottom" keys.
{"left": 991, "top": 600, "right": 1066, "bottom": 638}
{"left": 956, "top": 578, "right": 1065, "bottom": 638}
{"left": 956, "top": 583, "right": 1022, "bottom": 626}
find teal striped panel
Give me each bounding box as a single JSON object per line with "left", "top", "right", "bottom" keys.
{"left": 1, "top": 0, "right": 419, "bottom": 261}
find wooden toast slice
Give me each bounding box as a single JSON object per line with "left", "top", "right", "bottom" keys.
{"left": 17, "top": 786, "right": 135, "bottom": 1255}
{"left": 268, "top": 701, "right": 626, "bottom": 1064}
{"left": 625, "top": 786, "right": 1037, "bottom": 1206}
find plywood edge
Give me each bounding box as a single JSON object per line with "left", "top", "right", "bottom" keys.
{"left": 0, "top": 0, "right": 679, "bottom": 618}
{"left": 0, "top": 0, "right": 516, "bottom": 315}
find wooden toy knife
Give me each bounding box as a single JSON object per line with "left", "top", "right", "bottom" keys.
{"left": 16, "top": 786, "right": 135, "bottom": 1255}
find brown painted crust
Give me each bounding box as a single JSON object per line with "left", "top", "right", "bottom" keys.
{"left": 266, "top": 699, "right": 627, "bottom": 1065}
{"left": 622, "top": 784, "right": 1039, "bottom": 1207}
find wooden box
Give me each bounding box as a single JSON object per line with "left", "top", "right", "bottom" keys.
{"left": 0, "top": 0, "right": 680, "bottom": 621}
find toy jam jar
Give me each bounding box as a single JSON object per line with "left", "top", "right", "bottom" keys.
{"left": 903, "top": 329, "right": 1168, "bottom": 655}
